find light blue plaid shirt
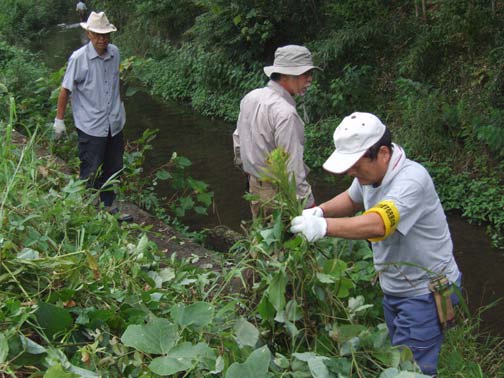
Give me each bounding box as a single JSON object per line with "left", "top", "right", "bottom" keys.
{"left": 62, "top": 42, "right": 125, "bottom": 137}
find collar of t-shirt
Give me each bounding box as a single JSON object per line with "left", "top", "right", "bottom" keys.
{"left": 380, "top": 143, "right": 406, "bottom": 187}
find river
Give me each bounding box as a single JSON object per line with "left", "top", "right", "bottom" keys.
{"left": 30, "top": 20, "right": 504, "bottom": 338}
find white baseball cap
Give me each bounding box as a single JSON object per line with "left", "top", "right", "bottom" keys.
{"left": 322, "top": 112, "right": 386, "bottom": 174}
{"left": 263, "top": 45, "right": 321, "bottom": 77}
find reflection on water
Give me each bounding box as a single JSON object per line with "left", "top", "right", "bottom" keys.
{"left": 30, "top": 24, "right": 87, "bottom": 70}
{"left": 36, "top": 21, "right": 504, "bottom": 338}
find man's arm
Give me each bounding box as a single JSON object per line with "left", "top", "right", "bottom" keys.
{"left": 291, "top": 190, "right": 386, "bottom": 242}
{"left": 53, "top": 87, "right": 70, "bottom": 138}
{"left": 56, "top": 87, "right": 70, "bottom": 120}
{"left": 321, "top": 191, "right": 385, "bottom": 239}
{"left": 325, "top": 212, "right": 385, "bottom": 240}
{"left": 319, "top": 190, "right": 361, "bottom": 217}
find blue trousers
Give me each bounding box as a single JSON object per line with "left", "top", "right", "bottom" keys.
{"left": 383, "top": 277, "right": 461, "bottom": 376}
{"left": 77, "top": 129, "right": 124, "bottom": 207}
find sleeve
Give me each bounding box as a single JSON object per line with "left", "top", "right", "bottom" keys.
{"left": 348, "top": 178, "right": 363, "bottom": 204}
{"left": 274, "top": 109, "right": 312, "bottom": 203}
{"left": 382, "top": 174, "right": 427, "bottom": 236}
{"left": 61, "top": 53, "right": 85, "bottom": 92}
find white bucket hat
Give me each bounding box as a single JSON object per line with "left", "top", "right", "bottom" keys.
{"left": 323, "top": 112, "right": 386, "bottom": 174}
{"left": 81, "top": 11, "right": 117, "bottom": 34}
{"left": 263, "top": 45, "right": 321, "bottom": 77}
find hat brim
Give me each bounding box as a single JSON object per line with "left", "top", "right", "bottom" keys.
{"left": 322, "top": 149, "right": 367, "bottom": 174}
{"left": 263, "top": 65, "right": 322, "bottom": 78}
{"left": 81, "top": 23, "right": 117, "bottom": 33}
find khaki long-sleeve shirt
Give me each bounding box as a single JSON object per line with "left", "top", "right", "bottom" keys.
{"left": 233, "top": 80, "right": 314, "bottom": 206}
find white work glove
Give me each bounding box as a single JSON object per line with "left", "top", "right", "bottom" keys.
{"left": 53, "top": 118, "right": 66, "bottom": 139}
{"left": 302, "top": 206, "right": 324, "bottom": 217}
{"left": 290, "top": 215, "right": 327, "bottom": 242}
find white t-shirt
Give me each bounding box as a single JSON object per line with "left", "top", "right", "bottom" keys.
{"left": 348, "top": 158, "right": 460, "bottom": 297}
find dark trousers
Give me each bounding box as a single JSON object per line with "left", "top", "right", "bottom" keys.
{"left": 77, "top": 128, "right": 124, "bottom": 207}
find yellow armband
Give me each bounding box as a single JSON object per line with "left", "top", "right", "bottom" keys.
{"left": 363, "top": 200, "right": 400, "bottom": 242}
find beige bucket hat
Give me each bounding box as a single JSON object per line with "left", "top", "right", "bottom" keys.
{"left": 264, "top": 45, "right": 321, "bottom": 77}
{"left": 80, "top": 11, "right": 117, "bottom": 34}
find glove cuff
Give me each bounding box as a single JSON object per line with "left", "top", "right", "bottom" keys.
{"left": 318, "top": 216, "right": 328, "bottom": 237}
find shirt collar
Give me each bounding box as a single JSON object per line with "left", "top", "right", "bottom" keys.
{"left": 267, "top": 80, "right": 296, "bottom": 106}
{"left": 86, "top": 42, "right": 113, "bottom": 60}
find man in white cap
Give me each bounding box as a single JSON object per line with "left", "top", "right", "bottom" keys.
{"left": 54, "top": 11, "right": 131, "bottom": 221}
{"left": 233, "top": 45, "right": 321, "bottom": 218}
{"left": 289, "top": 112, "right": 461, "bottom": 376}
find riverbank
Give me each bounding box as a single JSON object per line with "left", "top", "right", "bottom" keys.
{"left": 1, "top": 4, "right": 503, "bottom": 376}
{"left": 12, "top": 129, "right": 241, "bottom": 266}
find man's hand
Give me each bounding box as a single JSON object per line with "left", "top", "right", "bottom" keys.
{"left": 302, "top": 206, "right": 324, "bottom": 217}
{"left": 290, "top": 215, "right": 327, "bottom": 242}
{"left": 53, "top": 118, "right": 66, "bottom": 139}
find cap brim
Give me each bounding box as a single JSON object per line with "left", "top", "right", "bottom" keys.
{"left": 322, "top": 150, "right": 366, "bottom": 174}
{"left": 263, "top": 65, "right": 322, "bottom": 78}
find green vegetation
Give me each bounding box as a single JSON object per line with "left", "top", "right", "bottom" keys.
{"left": 1, "top": 1, "right": 504, "bottom": 377}
{"left": 92, "top": 0, "right": 504, "bottom": 248}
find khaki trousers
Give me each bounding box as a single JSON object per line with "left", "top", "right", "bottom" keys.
{"left": 248, "top": 175, "right": 277, "bottom": 218}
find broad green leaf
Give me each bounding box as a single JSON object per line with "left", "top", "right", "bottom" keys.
{"left": 284, "top": 320, "right": 299, "bottom": 338}
{"left": 331, "top": 324, "right": 366, "bottom": 344}
{"left": 340, "top": 337, "right": 360, "bottom": 356}
{"left": 149, "top": 342, "right": 215, "bottom": 376}
{"left": 379, "top": 369, "right": 431, "bottom": 378}
{"left": 307, "top": 357, "right": 330, "bottom": 378}
{"left": 379, "top": 368, "right": 400, "bottom": 378}
{"left": 233, "top": 15, "right": 242, "bottom": 25}
{"left": 273, "top": 353, "right": 290, "bottom": 369}
{"left": 20, "top": 334, "right": 46, "bottom": 354}
{"left": 35, "top": 302, "right": 73, "bottom": 340}
{"left": 170, "top": 302, "right": 214, "bottom": 328}
{"left": 323, "top": 259, "right": 347, "bottom": 276}
{"left": 293, "top": 352, "right": 331, "bottom": 377}
{"left": 155, "top": 169, "right": 171, "bottom": 180}
{"left": 234, "top": 318, "right": 259, "bottom": 348}
{"left": 43, "top": 363, "right": 79, "bottom": 378}
{"left": 17, "top": 248, "right": 39, "bottom": 260}
{"left": 259, "top": 228, "right": 277, "bottom": 246}
{"left": 336, "top": 278, "right": 354, "bottom": 298}
{"left": 283, "top": 235, "right": 302, "bottom": 250}
{"left": 121, "top": 317, "right": 178, "bottom": 354}
{"left": 135, "top": 234, "right": 150, "bottom": 256}
{"left": 210, "top": 355, "right": 225, "bottom": 374}
{"left": 257, "top": 293, "right": 275, "bottom": 321}
{"left": 0, "top": 332, "right": 8, "bottom": 363}
{"left": 225, "top": 345, "right": 272, "bottom": 378}
{"left": 267, "top": 270, "right": 286, "bottom": 312}
{"left": 316, "top": 273, "right": 336, "bottom": 284}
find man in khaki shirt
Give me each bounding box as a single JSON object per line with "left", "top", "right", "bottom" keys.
{"left": 233, "top": 45, "right": 321, "bottom": 217}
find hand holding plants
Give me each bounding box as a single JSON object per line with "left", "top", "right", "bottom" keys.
{"left": 302, "top": 205, "right": 324, "bottom": 217}
{"left": 290, "top": 214, "right": 327, "bottom": 242}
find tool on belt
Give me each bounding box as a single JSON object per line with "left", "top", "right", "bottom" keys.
{"left": 428, "top": 274, "right": 455, "bottom": 329}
